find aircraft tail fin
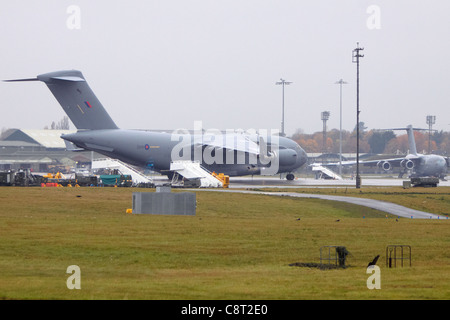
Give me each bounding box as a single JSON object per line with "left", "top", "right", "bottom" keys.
{"left": 386, "top": 125, "right": 429, "bottom": 155}
{"left": 405, "top": 125, "right": 418, "bottom": 155}
{"left": 5, "top": 70, "right": 118, "bottom": 130}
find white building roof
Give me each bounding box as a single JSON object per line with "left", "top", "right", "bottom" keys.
{"left": 20, "top": 130, "right": 76, "bottom": 149}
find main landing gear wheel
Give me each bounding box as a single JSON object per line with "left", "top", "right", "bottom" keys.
{"left": 286, "top": 173, "right": 295, "bottom": 181}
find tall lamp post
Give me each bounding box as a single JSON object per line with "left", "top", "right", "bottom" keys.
{"left": 426, "top": 115, "right": 435, "bottom": 154}
{"left": 352, "top": 43, "right": 364, "bottom": 189}
{"left": 335, "top": 79, "right": 348, "bottom": 176}
{"left": 321, "top": 111, "right": 330, "bottom": 156}
{"left": 276, "top": 78, "right": 292, "bottom": 137}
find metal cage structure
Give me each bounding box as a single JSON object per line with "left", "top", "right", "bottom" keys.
{"left": 386, "top": 245, "right": 411, "bottom": 268}
{"left": 320, "top": 246, "right": 349, "bottom": 267}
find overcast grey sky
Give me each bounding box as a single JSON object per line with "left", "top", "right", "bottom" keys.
{"left": 1, "top": 1, "right": 449, "bottom": 136}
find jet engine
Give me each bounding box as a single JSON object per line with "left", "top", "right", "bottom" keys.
{"left": 400, "top": 159, "right": 415, "bottom": 170}
{"left": 377, "top": 161, "right": 391, "bottom": 171}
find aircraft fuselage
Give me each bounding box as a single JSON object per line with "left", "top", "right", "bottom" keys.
{"left": 62, "top": 129, "right": 308, "bottom": 177}
{"left": 414, "top": 154, "right": 447, "bottom": 178}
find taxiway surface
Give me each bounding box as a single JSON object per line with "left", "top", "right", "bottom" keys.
{"left": 228, "top": 176, "right": 450, "bottom": 188}
{"left": 204, "top": 176, "right": 449, "bottom": 220}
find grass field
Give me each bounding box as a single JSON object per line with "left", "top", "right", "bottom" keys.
{"left": 0, "top": 186, "right": 449, "bottom": 300}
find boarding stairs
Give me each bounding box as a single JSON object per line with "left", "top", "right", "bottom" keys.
{"left": 91, "top": 158, "right": 153, "bottom": 185}
{"left": 311, "top": 164, "right": 343, "bottom": 180}
{"left": 170, "top": 161, "right": 223, "bottom": 188}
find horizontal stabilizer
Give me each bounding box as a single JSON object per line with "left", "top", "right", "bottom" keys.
{"left": 3, "top": 78, "right": 39, "bottom": 82}
{"left": 376, "top": 125, "right": 428, "bottom": 132}
{"left": 388, "top": 128, "right": 428, "bottom": 131}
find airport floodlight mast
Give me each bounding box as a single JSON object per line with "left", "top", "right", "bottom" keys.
{"left": 352, "top": 43, "right": 364, "bottom": 189}
{"left": 426, "top": 115, "right": 436, "bottom": 154}
{"left": 321, "top": 111, "right": 330, "bottom": 155}
{"left": 335, "top": 79, "right": 348, "bottom": 175}
{"left": 276, "top": 78, "right": 292, "bottom": 137}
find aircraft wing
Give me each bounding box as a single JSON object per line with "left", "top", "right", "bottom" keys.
{"left": 195, "top": 133, "right": 260, "bottom": 155}
{"left": 360, "top": 156, "right": 420, "bottom": 168}
{"left": 312, "top": 155, "right": 421, "bottom": 168}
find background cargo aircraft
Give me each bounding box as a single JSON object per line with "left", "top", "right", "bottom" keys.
{"left": 365, "top": 125, "right": 448, "bottom": 179}
{"left": 319, "top": 125, "right": 448, "bottom": 180}
{"left": 6, "top": 70, "right": 307, "bottom": 180}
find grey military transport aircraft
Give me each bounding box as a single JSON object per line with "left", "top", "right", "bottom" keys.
{"left": 319, "top": 125, "right": 448, "bottom": 180}
{"left": 6, "top": 70, "right": 307, "bottom": 180}
{"left": 365, "top": 125, "right": 448, "bottom": 180}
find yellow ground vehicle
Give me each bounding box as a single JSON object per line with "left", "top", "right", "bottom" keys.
{"left": 211, "top": 172, "right": 230, "bottom": 188}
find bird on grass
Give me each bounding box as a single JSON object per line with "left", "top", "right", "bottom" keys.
{"left": 367, "top": 255, "right": 380, "bottom": 267}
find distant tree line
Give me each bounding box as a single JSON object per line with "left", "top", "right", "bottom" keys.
{"left": 291, "top": 122, "right": 450, "bottom": 156}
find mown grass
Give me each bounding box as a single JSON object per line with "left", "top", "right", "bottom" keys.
{"left": 0, "top": 186, "right": 448, "bottom": 300}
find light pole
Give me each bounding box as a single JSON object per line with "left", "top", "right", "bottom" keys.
{"left": 352, "top": 43, "right": 364, "bottom": 189}
{"left": 426, "top": 115, "right": 436, "bottom": 154}
{"left": 276, "top": 78, "right": 292, "bottom": 137}
{"left": 335, "top": 79, "right": 348, "bottom": 176}
{"left": 321, "top": 111, "right": 330, "bottom": 156}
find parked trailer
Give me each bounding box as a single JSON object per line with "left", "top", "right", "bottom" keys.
{"left": 411, "top": 177, "right": 439, "bottom": 187}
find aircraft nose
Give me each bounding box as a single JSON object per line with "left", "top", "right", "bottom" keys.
{"left": 297, "top": 146, "right": 308, "bottom": 167}
{"left": 298, "top": 148, "right": 308, "bottom": 165}
{"left": 441, "top": 157, "right": 448, "bottom": 171}
{"left": 278, "top": 148, "right": 298, "bottom": 166}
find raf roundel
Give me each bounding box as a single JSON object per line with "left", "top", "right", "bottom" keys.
{"left": 145, "top": 144, "right": 150, "bottom": 150}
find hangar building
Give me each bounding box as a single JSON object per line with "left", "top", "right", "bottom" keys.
{"left": 0, "top": 129, "right": 94, "bottom": 173}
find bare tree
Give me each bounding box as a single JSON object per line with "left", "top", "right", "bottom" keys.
{"left": 45, "top": 116, "right": 70, "bottom": 130}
